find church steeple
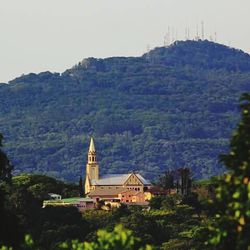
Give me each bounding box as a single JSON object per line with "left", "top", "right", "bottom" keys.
{"left": 88, "top": 137, "right": 97, "bottom": 163}
{"left": 89, "top": 137, "right": 96, "bottom": 153}
{"left": 85, "top": 137, "right": 99, "bottom": 194}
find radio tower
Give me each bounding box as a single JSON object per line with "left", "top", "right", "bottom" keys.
{"left": 175, "top": 29, "right": 178, "bottom": 41}
{"left": 164, "top": 34, "right": 167, "bottom": 47}
{"left": 201, "top": 21, "right": 205, "bottom": 40}
{"left": 146, "top": 44, "right": 151, "bottom": 53}
{"left": 214, "top": 32, "right": 217, "bottom": 42}
{"left": 195, "top": 24, "right": 199, "bottom": 40}
{"left": 164, "top": 29, "right": 170, "bottom": 47}
{"left": 171, "top": 27, "right": 175, "bottom": 43}
{"left": 145, "top": 44, "right": 151, "bottom": 62}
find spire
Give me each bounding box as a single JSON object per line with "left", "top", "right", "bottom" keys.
{"left": 88, "top": 137, "right": 96, "bottom": 153}
{"left": 86, "top": 137, "right": 99, "bottom": 182}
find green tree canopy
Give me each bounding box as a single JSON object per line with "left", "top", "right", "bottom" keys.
{"left": 208, "top": 93, "right": 250, "bottom": 250}
{"left": 60, "top": 224, "right": 152, "bottom": 250}
{"left": 0, "top": 133, "right": 13, "bottom": 183}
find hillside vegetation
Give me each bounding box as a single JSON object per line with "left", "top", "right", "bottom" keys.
{"left": 1, "top": 40, "right": 250, "bottom": 181}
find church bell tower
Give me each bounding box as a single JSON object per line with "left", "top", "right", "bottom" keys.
{"left": 85, "top": 137, "right": 99, "bottom": 194}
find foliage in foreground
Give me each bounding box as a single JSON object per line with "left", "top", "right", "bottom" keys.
{"left": 207, "top": 93, "right": 250, "bottom": 250}
{"left": 0, "top": 225, "right": 152, "bottom": 250}
{"left": 0, "top": 225, "right": 153, "bottom": 250}
{"left": 60, "top": 225, "right": 152, "bottom": 250}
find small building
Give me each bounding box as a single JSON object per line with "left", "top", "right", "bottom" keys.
{"left": 74, "top": 198, "right": 95, "bottom": 212}
{"left": 118, "top": 190, "right": 145, "bottom": 203}
{"left": 88, "top": 187, "right": 127, "bottom": 202}
{"left": 43, "top": 197, "right": 95, "bottom": 212}
{"left": 144, "top": 186, "right": 177, "bottom": 201}
{"left": 132, "top": 192, "right": 145, "bottom": 203}
{"left": 48, "top": 193, "right": 62, "bottom": 200}
{"left": 88, "top": 187, "right": 146, "bottom": 206}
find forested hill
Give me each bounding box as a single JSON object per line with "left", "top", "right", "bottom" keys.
{"left": 1, "top": 40, "right": 250, "bottom": 182}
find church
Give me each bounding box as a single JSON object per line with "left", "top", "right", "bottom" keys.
{"left": 84, "top": 137, "right": 151, "bottom": 195}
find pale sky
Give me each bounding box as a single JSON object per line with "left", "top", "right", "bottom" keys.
{"left": 0, "top": 0, "right": 250, "bottom": 83}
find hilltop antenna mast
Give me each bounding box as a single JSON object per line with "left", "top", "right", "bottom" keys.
{"left": 171, "top": 27, "right": 175, "bottom": 43}
{"left": 145, "top": 44, "right": 151, "bottom": 62}
{"left": 164, "top": 33, "right": 168, "bottom": 47}
{"left": 187, "top": 27, "right": 190, "bottom": 40}
{"left": 166, "top": 27, "right": 171, "bottom": 47}
{"left": 201, "top": 21, "right": 205, "bottom": 40}
{"left": 196, "top": 24, "right": 199, "bottom": 40}
{"left": 146, "top": 44, "right": 151, "bottom": 53}
{"left": 214, "top": 32, "right": 217, "bottom": 42}
{"left": 164, "top": 34, "right": 167, "bottom": 47}
{"left": 167, "top": 26, "right": 171, "bottom": 45}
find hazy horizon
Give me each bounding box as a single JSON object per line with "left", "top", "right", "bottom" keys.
{"left": 1, "top": 0, "right": 250, "bottom": 83}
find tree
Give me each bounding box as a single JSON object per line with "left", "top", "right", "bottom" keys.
{"left": 177, "top": 168, "right": 192, "bottom": 196}
{"left": 149, "top": 196, "right": 164, "bottom": 210}
{"left": 1, "top": 225, "right": 153, "bottom": 250}
{"left": 0, "top": 133, "right": 13, "bottom": 183}
{"left": 111, "top": 203, "right": 131, "bottom": 220}
{"left": 0, "top": 133, "right": 22, "bottom": 249}
{"left": 120, "top": 212, "right": 158, "bottom": 245}
{"left": 60, "top": 224, "right": 152, "bottom": 250}
{"left": 35, "top": 206, "right": 90, "bottom": 250}
{"left": 79, "top": 176, "right": 84, "bottom": 197}
{"left": 158, "top": 171, "right": 175, "bottom": 191}
{"left": 208, "top": 93, "right": 250, "bottom": 250}
{"left": 181, "top": 192, "right": 202, "bottom": 217}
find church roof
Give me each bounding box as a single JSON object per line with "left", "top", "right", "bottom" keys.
{"left": 136, "top": 174, "right": 151, "bottom": 185}
{"left": 88, "top": 187, "right": 127, "bottom": 197}
{"left": 91, "top": 173, "right": 151, "bottom": 186}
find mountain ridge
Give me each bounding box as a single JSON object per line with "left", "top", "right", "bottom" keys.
{"left": 7, "top": 40, "right": 250, "bottom": 86}
{"left": 1, "top": 40, "right": 250, "bottom": 182}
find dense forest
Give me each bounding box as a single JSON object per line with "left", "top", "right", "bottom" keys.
{"left": 1, "top": 93, "right": 250, "bottom": 249}
{"left": 1, "top": 40, "right": 250, "bottom": 181}
{"left": 0, "top": 175, "right": 209, "bottom": 250}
